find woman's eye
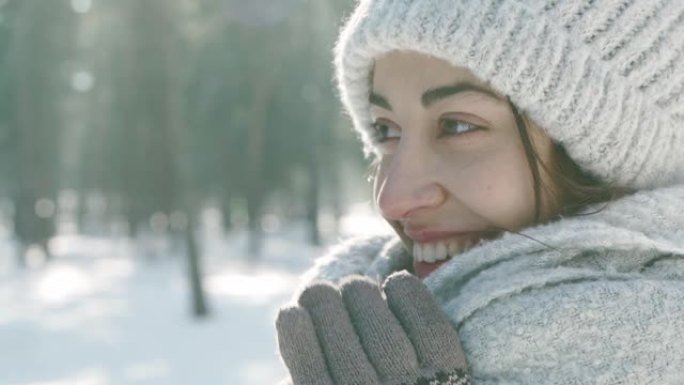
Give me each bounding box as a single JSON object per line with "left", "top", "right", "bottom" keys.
{"left": 371, "top": 120, "right": 400, "bottom": 143}
{"left": 439, "top": 117, "right": 482, "bottom": 136}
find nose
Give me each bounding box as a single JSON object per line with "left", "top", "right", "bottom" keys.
{"left": 375, "top": 148, "right": 446, "bottom": 220}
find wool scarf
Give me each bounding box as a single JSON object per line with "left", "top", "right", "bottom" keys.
{"left": 293, "top": 185, "right": 684, "bottom": 384}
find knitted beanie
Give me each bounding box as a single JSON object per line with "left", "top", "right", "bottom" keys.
{"left": 334, "top": 0, "right": 684, "bottom": 189}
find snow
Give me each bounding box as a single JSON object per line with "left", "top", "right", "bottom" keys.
{"left": 0, "top": 203, "right": 393, "bottom": 385}
{"left": 0, "top": 232, "right": 310, "bottom": 385}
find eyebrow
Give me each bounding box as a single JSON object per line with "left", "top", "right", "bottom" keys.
{"left": 369, "top": 92, "right": 392, "bottom": 110}
{"left": 422, "top": 82, "right": 502, "bottom": 107}
{"left": 369, "top": 81, "right": 502, "bottom": 111}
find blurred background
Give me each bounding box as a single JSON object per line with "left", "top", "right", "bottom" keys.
{"left": 0, "top": 0, "right": 393, "bottom": 384}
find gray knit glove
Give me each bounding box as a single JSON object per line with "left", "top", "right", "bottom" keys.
{"left": 276, "top": 271, "right": 470, "bottom": 385}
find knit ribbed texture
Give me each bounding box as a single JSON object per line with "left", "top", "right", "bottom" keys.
{"left": 296, "top": 185, "right": 684, "bottom": 384}
{"left": 277, "top": 273, "right": 471, "bottom": 385}
{"left": 334, "top": 0, "right": 684, "bottom": 189}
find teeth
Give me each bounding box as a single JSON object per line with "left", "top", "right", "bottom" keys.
{"left": 435, "top": 242, "right": 447, "bottom": 261}
{"left": 447, "top": 241, "right": 460, "bottom": 256}
{"left": 413, "top": 238, "right": 481, "bottom": 263}
{"left": 423, "top": 243, "right": 436, "bottom": 263}
{"left": 413, "top": 243, "right": 421, "bottom": 262}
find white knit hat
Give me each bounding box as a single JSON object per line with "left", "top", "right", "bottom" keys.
{"left": 334, "top": 0, "right": 684, "bottom": 189}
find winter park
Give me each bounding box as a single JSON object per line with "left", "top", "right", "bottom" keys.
{"left": 6, "top": 0, "right": 684, "bottom": 383}
{"left": 0, "top": 202, "right": 388, "bottom": 385}
{"left": 0, "top": 0, "right": 370, "bottom": 384}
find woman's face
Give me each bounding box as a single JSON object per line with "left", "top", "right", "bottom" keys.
{"left": 370, "top": 51, "right": 557, "bottom": 278}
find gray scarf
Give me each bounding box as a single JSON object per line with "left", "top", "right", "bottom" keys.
{"left": 294, "top": 185, "right": 684, "bottom": 384}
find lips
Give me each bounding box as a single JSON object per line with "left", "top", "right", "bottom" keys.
{"left": 413, "top": 259, "right": 450, "bottom": 279}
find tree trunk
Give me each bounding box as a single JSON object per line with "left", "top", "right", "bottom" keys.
{"left": 245, "top": 74, "right": 270, "bottom": 258}
{"left": 307, "top": 148, "right": 321, "bottom": 246}
{"left": 185, "top": 211, "right": 208, "bottom": 316}
{"left": 246, "top": 190, "right": 263, "bottom": 257}
{"left": 222, "top": 195, "right": 233, "bottom": 233}
{"left": 153, "top": 0, "right": 210, "bottom": 318}
{"left": 11, "top": 1, "right": 65, "bottom": 264}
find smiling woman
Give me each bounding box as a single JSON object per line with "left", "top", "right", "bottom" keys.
{"left": 370, "top": 52, "right": 559, "bottom": 278}
{"left": 275, "top": 0, "right": 684, "bottom": 384}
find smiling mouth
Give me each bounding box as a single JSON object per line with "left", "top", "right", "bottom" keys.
{"left": 407, "top": 231, "right": 501, "bottom": 278}
{"left": 412, "top": 236, "right": 482, "bottom": 263}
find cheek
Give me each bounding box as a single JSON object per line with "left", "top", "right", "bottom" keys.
{"left": 444, "top": 146, "right": 537, "bottom": 228}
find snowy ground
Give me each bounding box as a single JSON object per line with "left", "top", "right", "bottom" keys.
{"left": 0, "top": 204, "right": 391, "bottom": 385}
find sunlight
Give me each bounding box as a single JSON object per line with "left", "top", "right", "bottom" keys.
{"left": 206, "top": 269, "right": 298, "bottom": 305}
{"left": 32, "top": 265, "right": 93, "bottom": 305}
{"left": 26, "top": 246, "right": 49, "bottom": 269}
{"left": 339, "top": 202, "right": 393, "bottom": 237}
{"left": 71, "top": 70, "right": 95, "bottom": 93}
{"left": 49, "top": 234, "right": 133, "bottom": 260}
{"left": 35, "top": 199, "right": 56, "bottom": 219}
{"left": 16, "top": 368, "right": 109, "bottom": 385}
{"left": 240, "top": 360, "right": 286, "bottom": 385}
{"left": 70, "top": 0, "right": 92, "bottom": 14}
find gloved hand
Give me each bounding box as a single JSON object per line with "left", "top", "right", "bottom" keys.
{"left": 275, "top": 271, "right": 470, "bottom": 385}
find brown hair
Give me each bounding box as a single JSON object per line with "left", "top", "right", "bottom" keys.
{"left": 508, "top": 98, "right": 634, "bottom": 224}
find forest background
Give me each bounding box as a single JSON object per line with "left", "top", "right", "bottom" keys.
{"left": 0, "top": 1, "right": 386, "bottom": 384}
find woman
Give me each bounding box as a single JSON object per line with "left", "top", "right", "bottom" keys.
{"left": 276, "top": 0, "right": 684, "bottom": 384}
